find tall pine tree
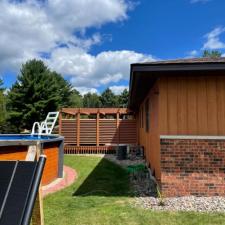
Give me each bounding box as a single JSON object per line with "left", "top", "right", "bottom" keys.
{"left": 7, "top": 59, "right": 72, "bottom": 131}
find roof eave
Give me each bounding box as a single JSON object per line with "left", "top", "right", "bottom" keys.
{"left": 128, "top": 62, "right": 225, "bottom": 109}
{"left": 131, "top": 63, "right": 225, "bottom": 73}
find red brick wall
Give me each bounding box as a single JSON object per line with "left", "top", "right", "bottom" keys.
{"left": 0, "top": 144, "right": 59, "bottom": 185}
{"left": 160, "top": 138, "right": 225, "bottom": 197}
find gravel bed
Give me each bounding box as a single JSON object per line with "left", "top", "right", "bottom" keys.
{"left": 134, "top": 196, "right": 225, "bottom": 212}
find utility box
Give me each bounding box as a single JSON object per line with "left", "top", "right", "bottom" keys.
{"left": 116, "top": 144, "right": 127, "bottom": 160}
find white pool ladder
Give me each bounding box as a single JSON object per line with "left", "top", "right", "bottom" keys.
{"left": 31, "top": 112, "right": 59, "bottom": 135}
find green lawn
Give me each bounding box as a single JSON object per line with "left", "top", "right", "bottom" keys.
{"left": 44, "top": 156, "right": 225, "bottom": 225}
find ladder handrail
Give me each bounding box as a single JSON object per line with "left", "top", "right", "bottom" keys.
{"left": 31, "top": 122, "right": 41, "bottom": 135}
{"left": 31, "top": 112, "right": 59, "bottom": 135}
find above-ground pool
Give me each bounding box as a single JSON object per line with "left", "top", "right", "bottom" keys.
{"left": 0, "top": 134, "right": 64, "bottom": 185}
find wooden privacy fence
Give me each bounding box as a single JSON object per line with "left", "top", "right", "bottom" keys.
{"left": 59, "top": 108, "right": 137, "bottom": 154}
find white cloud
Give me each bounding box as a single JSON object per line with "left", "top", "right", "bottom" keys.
{"left": 189, "top": 50, "right": 198, "bottom": 56}
{"left": 0, "top": 0, "right": 54, "bottom": 71}
{"left": 0, "top": 0, "right": 156, "bottom": 92}
{"left": 0, "top": 0, "right": 132, "bottom": 72}
{"left": 3, "top": 88, "right": 10, "bottom": 95}
{"left": 186, "top": 50, "right": 198, "bottom": 58}
{"left": 46, "top": 0, "right": 131, "bottom": 31}
{"left": 190, "top": 0, "right": 211, "bottom": 3}
{"left": 109, "top": 85, "right": 129, "bottom": 95}
{"left": 47, "top": 48, "right": 154, "bottom": 88}
{"left": 74, "top": 87, "right": 98, "bottom": 96}
{"left": 203, "top": 27, "right": 225, "bottom": 50}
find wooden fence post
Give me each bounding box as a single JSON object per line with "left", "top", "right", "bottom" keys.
{"left": 32, "top": 190, "right": 44, "bottom": 225}
{"left": 77, "top": 112, "right": 80, "bottom": 146}
{"left": 96, "top": 112, "right": 99, "bottom": 146}
{"left": 116, "top": 111, "right": 120, "bottom": 144}
{"left": 59, "top": 110, "right": 62, "bottom": 135}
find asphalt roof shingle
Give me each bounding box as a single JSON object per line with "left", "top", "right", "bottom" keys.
{"left": 134, "top": 57, "right": 225, "bottom": 65}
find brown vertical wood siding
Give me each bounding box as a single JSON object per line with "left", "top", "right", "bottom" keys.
{"left": 159, "top": 75, "right": 225, "bottom": 135}
{"left": 217, "top": 76, "right": 225, "bottom": 134}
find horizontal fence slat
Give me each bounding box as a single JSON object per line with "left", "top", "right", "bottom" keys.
{"left": 61, "top": 117, "right": 137, "bottom": 147}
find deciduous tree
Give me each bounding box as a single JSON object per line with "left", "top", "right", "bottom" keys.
{"left": 69, "top": 89, "right": 83, "bottom": 107}
{"left": 100, "top": 88, "right": 118, "bottom": 107}
{"left": 118, "top": 89, "right": 129, "bottom": 107}
{"left": 83, "top": 93, "right": 101, "bottom": 108}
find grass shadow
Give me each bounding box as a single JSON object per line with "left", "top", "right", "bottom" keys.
{"left": 72, "top": 156, "right": 133, "bottom": 197}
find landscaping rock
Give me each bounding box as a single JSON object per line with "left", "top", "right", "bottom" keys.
{"left": 134, "top": 196, "right": 225, "bottom": 212}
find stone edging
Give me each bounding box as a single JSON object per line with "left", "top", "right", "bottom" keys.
{"left": 42, "top": 165, "right": 77, "bottom": 197}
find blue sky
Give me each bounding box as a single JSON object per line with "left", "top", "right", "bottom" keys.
{"left": 90, "top": 0, "right": 225, "bottom": 58}
{"left": 1, "top": 0, "right": 225, "bottom": 94}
